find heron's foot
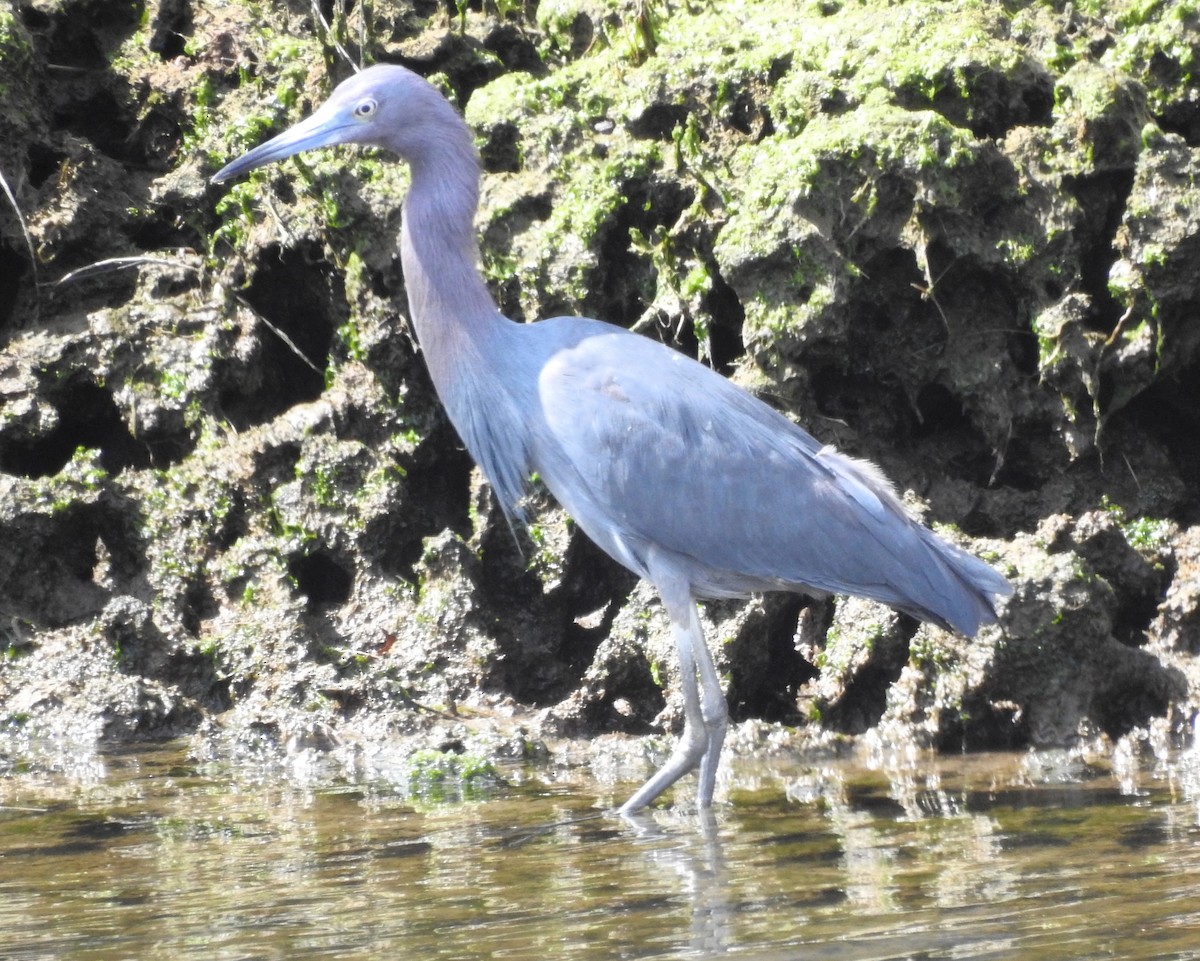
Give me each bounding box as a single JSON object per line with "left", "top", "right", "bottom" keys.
{"left": 695, "top": 702, "right": 728, "bottom": 809}
{"left": 617, "top": 724, "right": 707, "bottom": 815}
{"left": 618, "top": 705, "right": 728, "bottom": 815}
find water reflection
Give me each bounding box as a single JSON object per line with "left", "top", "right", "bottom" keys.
{"left": 2, "top": 740, "right": 1199, "bottom": 960}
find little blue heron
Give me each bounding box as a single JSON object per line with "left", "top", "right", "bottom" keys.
{"left": 213, "top": 64, "right": 1011, "bottom": 814}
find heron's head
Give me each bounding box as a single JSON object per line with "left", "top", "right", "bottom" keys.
{"left": 211, "top": 64, "right": 458, "bottom": 183}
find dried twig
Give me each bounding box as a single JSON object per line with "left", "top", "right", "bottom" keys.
{"left": 311, "top": 0, "right": 361, "bottom": 71}
{"left": 0, "top": 162, "right": 39, "bottom": 323}
{"left": 54, "top": 253, "right": 201, "bottom": 286}
{"left": 234, "top": 293, "right": 324, "bottom": 374}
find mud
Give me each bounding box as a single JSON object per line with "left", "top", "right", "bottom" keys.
{"left": 1, "top": 0, "right": 1198, "bottom": 796}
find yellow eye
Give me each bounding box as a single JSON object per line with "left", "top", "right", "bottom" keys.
{"left": 353, "top": 98, "right": 377, "bottom": 119}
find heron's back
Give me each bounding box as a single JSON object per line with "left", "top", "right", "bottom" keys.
{"left": 526, "top": 320, "right": 1010, "bottom": 636}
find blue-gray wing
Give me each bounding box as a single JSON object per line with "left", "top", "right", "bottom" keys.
{"left": 531, "top": 324, "right": 1008, "bottom": 634}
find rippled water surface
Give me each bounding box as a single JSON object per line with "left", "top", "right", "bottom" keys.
{"left": 3, "top": 743, "right": 1199, "bottom": 960}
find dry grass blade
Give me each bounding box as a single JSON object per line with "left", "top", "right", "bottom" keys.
{"left": 54, "top": 253, "right": 201, "bottom": 286}
{"left": 235, "top": 293, "right": 324, "bottom": 374}
{"left": 311, "top": 0, "right": 361, "bottom": 71}
{"left": 0, "top": 163, "right": 39, "bottom": 323}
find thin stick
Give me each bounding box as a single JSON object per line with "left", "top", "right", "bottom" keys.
{"left": 311, "top": 0, "right": 360, "bottom": 72}
{"left": 54, "top": 253, "right": 200, "bottom": 286}
{"left": 0, "top": 163, "right": 39, "bottom": 324}
{"left": 234, "top": 294, "right": 324, "bottom": 374}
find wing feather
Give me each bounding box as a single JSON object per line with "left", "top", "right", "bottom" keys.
{"left": 530, "top": 324, "right": 1007, "bottom": 632}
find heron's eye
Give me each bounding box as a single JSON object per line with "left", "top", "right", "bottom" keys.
{"left": 353, "top": 98, "right": 378, "bottom": 119}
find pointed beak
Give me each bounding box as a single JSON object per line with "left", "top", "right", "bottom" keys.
{"left": 211, "top": 104, "right": 354, "bottom": 183}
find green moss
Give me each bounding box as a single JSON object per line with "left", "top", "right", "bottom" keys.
{"left": 159, "top": 366, "right": 190, "bottom": 402}
{"left": 212, "top": 181, "right": 261, "bottom": 251}
{"left": 766, "top": 2, "right": 1029, "bottom": 123}
{"left": 470, "top": 0, "right": 1043, "bottom": 341}
{"left": 404, "top": 749, "right": 504, "bottom": 803}
{"left": 0, "top": 7, "right": 33, "bottom": 66}
{"left": 1047, "top": 60, "right": 1148, "bottom": 175}
{"left": 998, "top": 237, "right": 1037, "bottom": 267}
{"left": 814, "top": 617, "right": 880, "bottom": 677}
{"left": 58, "top": 446, "right": 109, "bottom": 492}
{"left": 1123, "top": 515, "right": 1173, "bottom": 552}
{"left": 1099, "top": 496, "right": 1174, "bottom": 554}
{"left": 523, "top": 522, "right": 563, "bottom": 580}
{"left": 713, "top": 93, "right": 986, "bottom": 350}
{"left": 534, "top": 0, "right": 588, "bottom": 53}
{"left": 1105, "top": 0, "right": 1200, "bottom": 118}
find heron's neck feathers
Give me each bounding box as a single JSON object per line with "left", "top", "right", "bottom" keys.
{"left": 400, "top": 123, "right": 502, "bottom": 355}
{"left": 397, "top": 114, "right": 531, "bottom": 513}
{"left": 398, "top": 113, "right": 519, "bottom": 462}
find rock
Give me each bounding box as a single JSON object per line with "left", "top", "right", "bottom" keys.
{"left": 2, "top": 0, "right": 1200, "bottom": 786}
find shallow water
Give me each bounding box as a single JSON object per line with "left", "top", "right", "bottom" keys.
{"left": 2, "top": 743, "right": 1199, "bottom": 960}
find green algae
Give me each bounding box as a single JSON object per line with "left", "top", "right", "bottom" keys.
{"left": 0, "top": 6, "right": 33, "bottom": 84}
{"left": 1105, "top": 0, "right": 1200, "bottom": 119}
{"left": 5, "top": 0, "right": 1200, "bottom": 781}
{"left": 403, "top": 748, "right": 504, "bottom": 803}
{"left": 470, "top": 0, "right": 1049, "bottom": 359}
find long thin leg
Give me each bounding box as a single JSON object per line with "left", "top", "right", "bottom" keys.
{"left": 619, "top": 582, "right": 728, "bottom": 814}
{"left": 687, "top": 599, "right": 728, "bottom": 807}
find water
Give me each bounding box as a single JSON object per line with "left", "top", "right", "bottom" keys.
{"left": 2, "top": 742, "right": 1199, "bottom": 960}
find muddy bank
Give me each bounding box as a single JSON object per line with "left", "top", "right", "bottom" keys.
{"left": 1, "top": 0, "right": 1198, "bottom": 797}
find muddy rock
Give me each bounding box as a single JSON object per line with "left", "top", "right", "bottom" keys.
{"left": 1154, "top": 527, "right": 1200, "bottom": 653}
{"left": 878, "top": 525, "right": 1184, "bottom": 751}
{"left": 2, "top": 0, "right": 1200, "bottom": 793}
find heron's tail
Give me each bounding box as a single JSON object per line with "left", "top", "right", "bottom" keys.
{"left": 896, "top": 533, "right": 1011, "bottom": 636}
